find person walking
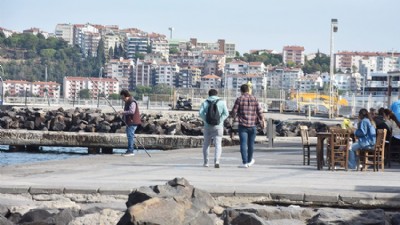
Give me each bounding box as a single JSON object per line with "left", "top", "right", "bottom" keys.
{"left": 231, "top": 84, "right": 265, "bottom": 168}
{"left": 199, "top": 89, "right": 229, "bottom": 168}
{"left": 120, "top": 89, "right": 141, "bottom": 156}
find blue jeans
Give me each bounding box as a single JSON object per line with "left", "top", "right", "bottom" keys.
{"left": 348, "top": 142, "right": 372, "bottom": 169}
{"left": 126, "top": 125, "right": 138, "bottom": 153}
{"left": 238, "top": 125, "right": 257, "bottom": 164}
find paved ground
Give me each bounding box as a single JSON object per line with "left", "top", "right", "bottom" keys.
{"left": 1, "top": 136, "right": 399, "bottom": 199}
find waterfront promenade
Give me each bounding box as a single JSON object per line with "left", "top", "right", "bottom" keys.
{"left": 1, "top": 136, "right": 399, "bottom": 206}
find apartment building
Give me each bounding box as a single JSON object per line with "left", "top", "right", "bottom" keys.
{"left": 3, "top": 80, "right": 60, "bottom": 98}
{"left": 200, "top": 74, "right": 221, "bottom": 89}
{"left": 189, "top": 38, "right": 236, "bottom": 58}
{"left": 63, "top": 76, "right": 119, "bottom": 99}
{"left": 149, "top": 33, "right": 169, "bottom": 58}
{"left": 176, "top": 66, "right": 202, "bottom": 88}
{"left": 335, "top": 51, "right": 400, "bottom": 74}
{"left": 224, "top": 73, "right": 266, "bottom": 92}
{"left": 125, "top": 33, "right": 149, "bottom": 59}
{"left": 105, "top": 58, "right": 134, "bottom": 91}
{"left": 55, "top": 24, "right": 74, "bottom": 45}
{"left": 282, "top": 46, "right": 305, "bottom": 65}
{"left": 133, "top": 60, "right": 153, "bottom": 89}
{"left": 153, "top": 63, "right": 180, "bottom": 86}
{"left": 268, "top": 67, "right": 303, "bottom": 91}
{"left": 225, "top": 59, "right": 249, "bottom": 74}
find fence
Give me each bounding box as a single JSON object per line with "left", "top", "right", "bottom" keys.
{"left": 2, "top": 89, "right": 399, "bottom": 117}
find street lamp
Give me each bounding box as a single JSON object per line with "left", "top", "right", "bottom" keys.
{"left": 97, "top": 67, "right": 104, "bottom": 108}
{"left": 0, "top": 65, "right": 4, "bottom": 105}
{"left": 329, "top": 18, "right": 338, "bottom": 119}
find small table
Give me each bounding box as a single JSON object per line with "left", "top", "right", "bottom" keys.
{"left": 316, "top": 132, "right": 331, "bottom": 170}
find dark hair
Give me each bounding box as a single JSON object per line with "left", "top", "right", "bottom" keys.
{"left": 240, "top": 84, "right": 249, "bottom": 93}
{"left": 208, "top": 89, "right": 218, "bottom": 96}
{"left": 378, "top": 107, "right": 385, "bottom": 116}
{"left": 120, "top": 89, "right": 131, "bottom": 97}
{"left": 359, "top": 108, "right": 369, "bottom": 119}
{"left": 384, "top": 108, "right": 400, "bottom": 128}
{"left": 359, "top": 108, "right": 375, "bottom": 127}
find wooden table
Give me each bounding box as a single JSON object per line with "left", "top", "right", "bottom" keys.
{"left": 316, "top": 132, "right": 331, "bottom": 170}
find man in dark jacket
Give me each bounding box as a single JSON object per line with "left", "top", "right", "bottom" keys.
{"left": 120, "top": 89, "right": 141, "bottom": 156}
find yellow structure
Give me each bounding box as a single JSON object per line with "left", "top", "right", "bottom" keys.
{"left": 290, "top": 92, "right": 348, "bottom": 111}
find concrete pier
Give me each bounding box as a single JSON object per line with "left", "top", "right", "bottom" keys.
{"left": 0, "top": 129, "right": 237, "bottom": 151}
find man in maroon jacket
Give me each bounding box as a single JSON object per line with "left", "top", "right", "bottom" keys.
{"left": 120, "top": 89, "right": 141, "bottom": 156}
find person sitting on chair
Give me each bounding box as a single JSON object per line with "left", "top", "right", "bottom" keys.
{"left": 348, "top": 108, "right": 376, "bottom": 169}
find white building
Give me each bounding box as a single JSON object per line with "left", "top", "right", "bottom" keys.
{"left": 55, "top": 24, "right": 74, "bottom": 45}
{"left": 63, "top": 76, "right": 119, "bottom": 99}
{"left": 282, "top": 46, "right": 305, "bottom": 65}
{"left": 3, "top": 80, "right": 60, "bottom": 98}
{"left": 200, "top": 74, "right": 221, "bottom": 89}
{"left": 105, "top": 58, "right": 134, "bottom": 91}
{"left": 153, "top": 63, "right": 180, "bottom": 86}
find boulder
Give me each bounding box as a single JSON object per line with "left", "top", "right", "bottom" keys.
{"left": 118, "top": 177, "right": 216, "bottom": 225}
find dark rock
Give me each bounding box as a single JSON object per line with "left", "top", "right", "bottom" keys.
{"left": 0, "top": 215, "right": 13, "bottom": 225}
{"left": 18, "top": 209, "right": 53, "bottom": 224}
{"left": 392, "top": 214, "right": 400, "bottom": 225}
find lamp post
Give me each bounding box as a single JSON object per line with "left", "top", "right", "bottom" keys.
{"left": 329, "top": 19, "right": 338, "bottom": 119}
{"left": 97, "top": 67, "right": 104, "bottom": 108}
{"left": 0, "top": 65, "right": 4, "bottom": 105}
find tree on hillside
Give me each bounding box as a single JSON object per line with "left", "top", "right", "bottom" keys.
{"left": 79, "top": 89, "right": 91, "bottom": 99}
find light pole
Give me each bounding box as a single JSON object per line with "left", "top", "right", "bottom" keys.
{"left": 329, "top": 19, "right": 338, "bottom": 118}
{"left": 97, "top": 67, "right": 104, "bottom": 108}
{"left": 0, "top": 65, "right": 4, "bottom": 105}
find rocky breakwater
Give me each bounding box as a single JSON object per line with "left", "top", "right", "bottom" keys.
{"left": 1, "top": 178, "right": 400, "bottom": 225}
{"left": 0, "top": 106, "right": 333, "bottom": 137}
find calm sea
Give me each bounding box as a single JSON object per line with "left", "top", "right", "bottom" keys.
{"left": 0, "top": 145, "right": 132, "bottom": 166}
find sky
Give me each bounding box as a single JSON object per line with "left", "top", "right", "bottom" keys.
{"left": 1, "top": 0, "right": 399, "bottom": 54}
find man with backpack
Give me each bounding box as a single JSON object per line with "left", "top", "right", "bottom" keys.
{"left": 199, "top": 89, "right": 229, "bottom": 168}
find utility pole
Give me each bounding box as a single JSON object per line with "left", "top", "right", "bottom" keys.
{"left": 329, "top": 19, "right": 338, "bottom": 118}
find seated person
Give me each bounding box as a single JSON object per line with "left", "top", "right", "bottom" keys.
{"left": 348, "top": 108, "right": 376, "bottom": 169}
{"left": 375, "top": 107, "right": 392, "bottom": 141}
{"left": 384, "top": 108, "right": 400, "bottom": 148}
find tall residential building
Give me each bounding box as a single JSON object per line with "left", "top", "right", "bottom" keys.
{"left": 105, "top": 58, "right": 134, "bottom": 91}
{"left": 55, "top": 24, "right": 74, "bottom": 45}
{"left": 153, "top": 63, "right": 180, "bottom": 86}
{"left": 133, "top": 60, "right": 153, "bottom": 89}
{"left": 73, "top": 24, "right": 99, "bottom": 55}
{"left": 125, "top": 33, "right": 149, "bottom": 59}
{"left": 282, "top": 46, "right": 305, "bottom": 65}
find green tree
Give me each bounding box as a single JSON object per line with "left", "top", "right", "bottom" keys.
{"left": 79, "top": 89, "right": 91, "bottom": 99}
{"left": 108, "top": 93, "right": 120, "bottom": 100}
{"left": 169, "top": 47, "right": 179, "bottom": 54}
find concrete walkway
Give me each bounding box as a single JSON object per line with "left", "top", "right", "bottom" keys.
{"left": 1, "top": 137, "right": 399, "bottom": 205}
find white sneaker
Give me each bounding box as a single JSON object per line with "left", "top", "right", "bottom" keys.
{"left": 203, "top": 163, "right": 209, "bottom": 167}
{"left": 239, "top": 164, "right": 249, "bottom": 168}
{"left": 248, "top": 159, "right": 255, "bottom": 167}
{"left": 122, "top": 152, "right": 135, "bottom": 156}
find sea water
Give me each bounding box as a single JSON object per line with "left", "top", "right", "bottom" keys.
{"left": 0, "top": 145, "right": 137, "bottom": 166}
